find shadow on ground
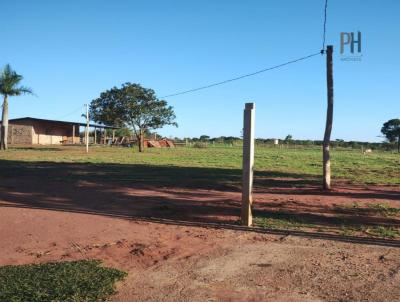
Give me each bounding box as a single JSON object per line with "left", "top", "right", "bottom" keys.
{"left": 0, "top": 160, "right": 399, "bottom": 247}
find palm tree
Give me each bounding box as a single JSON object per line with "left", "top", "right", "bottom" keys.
{"left": 0, "top": 64, "right": 33, "bottom": 150}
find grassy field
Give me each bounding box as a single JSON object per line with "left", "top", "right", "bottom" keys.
{"left": 0, "top": 145, "right": 398, "bottom": 185}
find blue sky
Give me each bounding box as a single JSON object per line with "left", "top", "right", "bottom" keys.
{"left": 1, "top": 0, "right": 399, "bottom": 141}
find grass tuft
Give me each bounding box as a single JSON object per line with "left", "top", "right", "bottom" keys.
{"left": 253, "top": 213, "right": 313, "bottom": 230}
{"left": 254, "top": 213, "right": 400, "bottom": 239}
{"left": 0, "top": 260, "right": 127, "bottom": 302}
{"left": 364, "top": 226, "right": 400, "bottom": 238}
{"left": 367, "top": 203, "right": 400, "bottom": 217}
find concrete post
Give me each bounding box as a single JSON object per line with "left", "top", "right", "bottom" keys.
{"left": 241, "top": 102, "right": 255, "bottom": 226}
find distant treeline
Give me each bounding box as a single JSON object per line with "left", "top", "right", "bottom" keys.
{"left": 112, "top": 129, "right": 397, "bottom": 151}
{"left": 176, "top": 136, "right": 397, "bottom": 151}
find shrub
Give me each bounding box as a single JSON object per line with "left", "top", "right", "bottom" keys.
{"left": 193, "top": 142, "right": 208, "bottom": 148}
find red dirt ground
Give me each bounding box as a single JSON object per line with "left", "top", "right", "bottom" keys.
{"left": 1, "top": 175, "right": 400, "bottom": 301}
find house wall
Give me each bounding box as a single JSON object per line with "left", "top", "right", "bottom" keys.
{"left": 7, "top": 124, "right": 33, "bottom": 144}
{"left": 32, "top": 121, "right": 71, "bottom": 145}
{"left": 8, "top": 119, "right": 80, "bottom": 145}
{"left": 32, "top": 123, "right": 62, "bottom": 144}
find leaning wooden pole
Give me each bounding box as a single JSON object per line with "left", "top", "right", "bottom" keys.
{"left": 323, "top": 45, "right": 334, "bottom": 190}
{"left": 241, "top": 102, "right": 255, "bottom": 226}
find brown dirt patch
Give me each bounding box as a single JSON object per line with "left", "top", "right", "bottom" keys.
{"left": 1, "top": 173, "right": 400, "bottom": 301}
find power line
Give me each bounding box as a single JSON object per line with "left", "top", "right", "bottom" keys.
{"left": 161, "top": 51, "right": 321, "bottom": 99}
{"left": 58, "top": 105, "right": 85, "bottom": 120}
{"left": 160, "top": 0, "right": 329, "bottom": 99}
{"left": 321, "top": 0, "right": 328, "bottom": 52}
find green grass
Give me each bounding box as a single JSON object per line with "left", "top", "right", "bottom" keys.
{"left": 253, "top": 213, "right": 314, "bottom": 230}
{"left": 367, "top": 203, "right": 400, "bottom": 217}
{"left": 0, "top": 260, "right": 127, "bottom": 302}
{"left": 254, "top": 214, "right": 400, "bottom": 239}
{"left": 0, "top": 145, "right": 398, "bottom": 185}
{"left": 364, "top": 226, "right": 400, "bottom": 238}
{"left": 336, "top": 202, "right": 400, "bottom": 218}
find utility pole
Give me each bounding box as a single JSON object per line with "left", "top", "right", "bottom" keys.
{"left": 85, "top": 104, "right": 89, "bottom": 153}
{"left": 241, "top": 102, "right": 255, "bottom": 226}
{"left": 323, "top": 45, "right": 334, "bottom": 190}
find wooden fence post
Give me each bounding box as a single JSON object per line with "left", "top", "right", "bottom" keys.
{"left": 241, "top": 102, "right": 255, "bottom": 226}
{"left": 72, "top": 125, "right": 75, "bottom": 144}
{"left": 10, "top": 125, "right": 14, "bottom": 145}
{"left": 85, "top": 104, "right": 89, "bottom": 153}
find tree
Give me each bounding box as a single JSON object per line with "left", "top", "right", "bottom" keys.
{"left": 199, "top": 135, "right": 210, "bottom": 141}
{"left": 381, "top": 119, "right": 400, "bottom": 153}
{"left": 284, "top": 134, "right": 293, "bottom": 142}
{"left": 90, "top": 83, "right": 177, "bottom": 152}
{"left": 0, "top": 64, "right": 33, "bottom": 150}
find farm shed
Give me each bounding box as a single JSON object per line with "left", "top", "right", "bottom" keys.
{"left": 3, "top": 117, "right": 117, "bottom": 145}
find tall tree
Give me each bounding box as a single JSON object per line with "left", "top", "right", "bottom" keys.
{"left": 0, "top": 64, "right": 33, "bottom": 150}
{"left": 90, "top": 83, "right": 177, "bottom": 152}
{"left": 381, "top": 119, "right": 400, "bottom": 153}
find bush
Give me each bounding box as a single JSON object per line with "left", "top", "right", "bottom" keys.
{"left": 193, "top": 142, "right": 208, "bottom": 148}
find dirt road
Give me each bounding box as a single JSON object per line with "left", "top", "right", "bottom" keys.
{"left": 1, "top": 204, "right": 400, "bottom": 302}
